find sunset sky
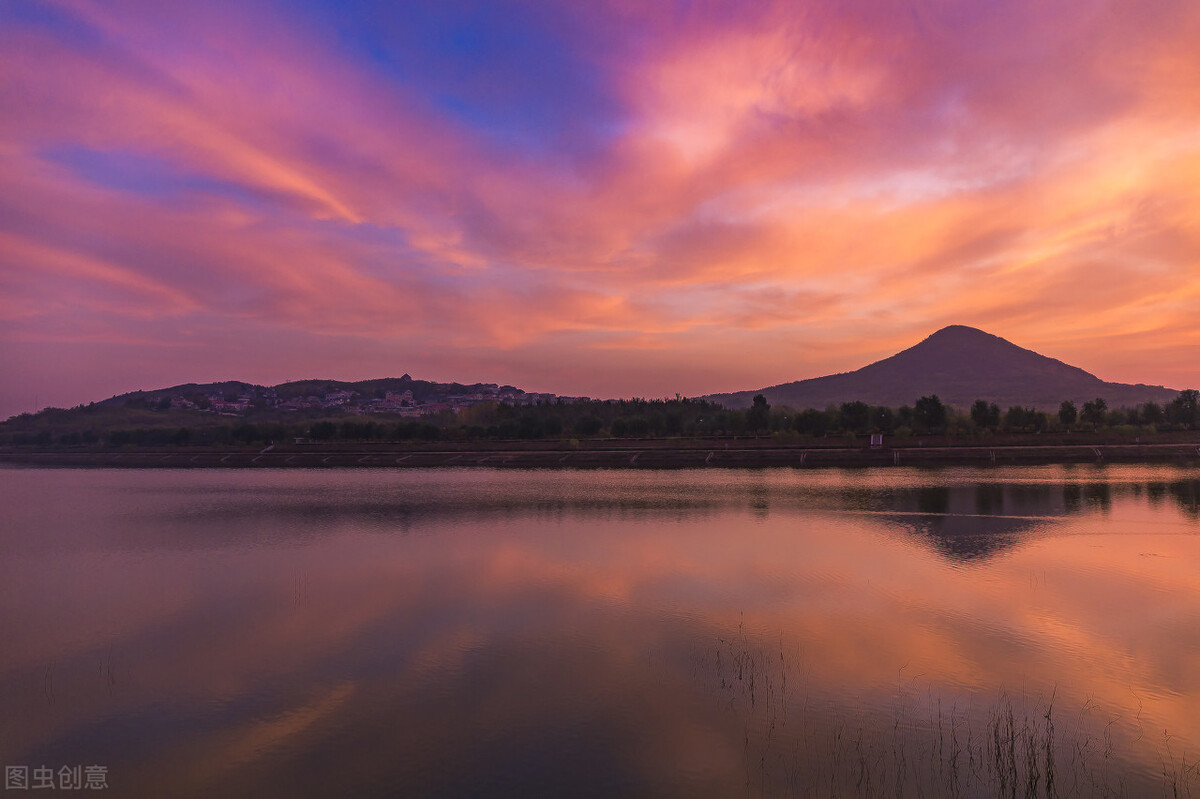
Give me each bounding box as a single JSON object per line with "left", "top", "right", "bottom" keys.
{"left": 2, "top": 0, "right": 1199, "bottom": 418}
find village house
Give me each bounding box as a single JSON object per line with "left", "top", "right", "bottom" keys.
{"left": 384, "top": 390, "right": 414, "bottom": 406}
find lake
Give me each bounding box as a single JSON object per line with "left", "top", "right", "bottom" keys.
{"left": 1, "top": 465, "right": 1198, "bottom": 797}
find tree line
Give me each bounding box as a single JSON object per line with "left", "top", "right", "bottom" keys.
{"left": 2, "top": 390, "right": 1198, "bottom": 448}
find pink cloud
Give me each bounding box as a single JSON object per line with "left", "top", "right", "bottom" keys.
{"left": 2, "top": 0, "right": 1199, "bottom": 414}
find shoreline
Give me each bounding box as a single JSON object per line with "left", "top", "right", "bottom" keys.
{"left": 4, "top": 441, "right": 1200, "bottom": 469}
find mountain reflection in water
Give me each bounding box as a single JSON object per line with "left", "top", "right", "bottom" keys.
{"left": 1, "top": 465, "right": 1197, "bottom": 797}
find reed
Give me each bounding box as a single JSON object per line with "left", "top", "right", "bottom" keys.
{"left": 689, "top": 626, "right": 1197, "bottom": 798}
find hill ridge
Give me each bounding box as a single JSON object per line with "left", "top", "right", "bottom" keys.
{"left": 705, "top": 325, "right": 1178, "bottom": 410}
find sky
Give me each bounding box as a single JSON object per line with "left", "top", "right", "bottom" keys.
{"left": 2, "top": 0, "right": 1199, "bottom": 418}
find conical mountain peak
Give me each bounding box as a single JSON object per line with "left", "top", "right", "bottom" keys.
{"left": 706, "top": 326, "right": 1177, "bottom": 411}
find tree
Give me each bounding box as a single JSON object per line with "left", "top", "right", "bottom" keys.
{"left": 1058, "top": 400, "right": 1077, "bottom": 428}
{"left": 575, "top": 415, "right": 602, "bottom": 436}
{"left": 1168, "top": 389, "right": 1199, "bottom": 429}
{"left": 665, "top": 411, "right": 683, "bottom": 435}
{"left": 839, "top": 401, "right": 870, "bottom": 433}
{"left": 747, "top": 394, "right": 770, "bottom": 433}
{"left": 1003, "top": 406, "right": 1027, "bottom": 432}
{"left": 794, "top": 408, "right": 830, "bottom": 436}
{"left": 914, "top": 395, "right": 947, "bottom": 432}
{"left": 309, "top": 421, "right": 337, "bottom": 440}
{"left": 718, "top": 410, "right": 746, "bottom": 435}
{"left": 970, "top": 399, "right": 990, "bottom": 428}
{"left": 517, "top": 415, "right": 544, "bottom": 439}
{"left": 1080, "top": 397, "right": 1107, "bottom": 428}
{"left": 971, "top": 399, "right": 1000, "bottom": 430}
{"left": 1005, "top": 406, "right": 1044, "bottom": 432}
{"left": 1141, "top": 401, "right": 1164, "bottom": 427}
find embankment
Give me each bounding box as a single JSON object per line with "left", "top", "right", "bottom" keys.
{"left": 4, "top": 441, "right": 1200, "bottom": 469}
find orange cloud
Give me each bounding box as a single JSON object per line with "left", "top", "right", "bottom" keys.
{"left": 1, "top": 0, "right": 1198, "bottom": 413}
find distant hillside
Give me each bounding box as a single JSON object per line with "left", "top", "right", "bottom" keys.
{"left": 92, "top": 374, "right": 526, "bottom": 408}
{"left": 1, "top": 374, "right": 550, "bottom": 428}
{"left": 706, "top": 326, "right": 1179, "bottom": 411}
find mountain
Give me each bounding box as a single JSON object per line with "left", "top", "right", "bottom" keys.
{"left": 92, "top": 375, "right": 531, "bottom": 409}
{"left": 705, "top": 325, "right": 1179, "bottom": 411}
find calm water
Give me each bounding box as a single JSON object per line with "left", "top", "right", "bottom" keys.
{"left": 1, "top": 465, "right": 1198, "bottom": 797}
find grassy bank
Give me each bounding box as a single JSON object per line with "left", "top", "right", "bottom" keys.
{"left": 3, "top": 439, "right": 1200, "bottom": 469}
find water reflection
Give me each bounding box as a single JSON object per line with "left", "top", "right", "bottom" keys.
{"left": 1, "top": 465, "right": 1198, "bottom": 797}
{"left": 5, "top": 467, "right": 1197, "bottom": 563}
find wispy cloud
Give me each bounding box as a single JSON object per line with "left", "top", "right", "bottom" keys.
{"left": 2, "top": 0, "right": 1198, "bottom": 413}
